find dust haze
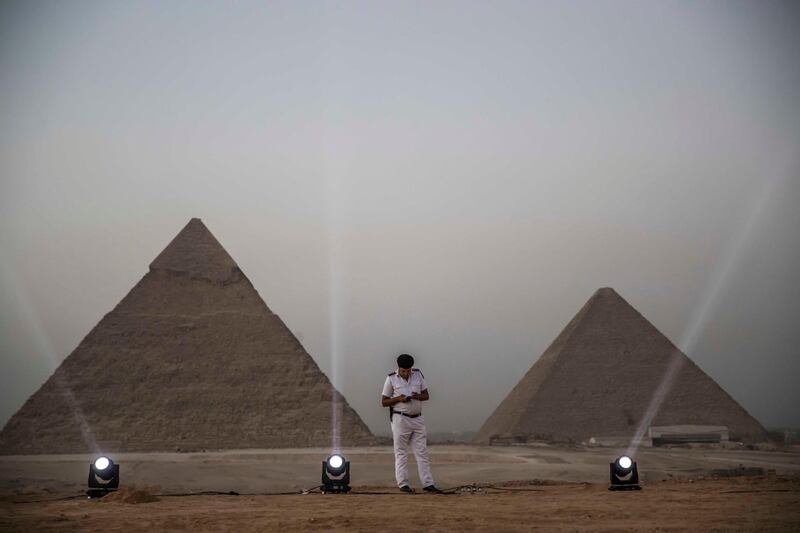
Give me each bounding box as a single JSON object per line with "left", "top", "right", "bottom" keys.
{"left": 1, "top": 1, "right": 799, "bottom": 435}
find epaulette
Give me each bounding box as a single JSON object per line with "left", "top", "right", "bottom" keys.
{"left": 388, "top": 371, "right": 396, "bottom": 376}
{"left": 412, "top": 368, "right": 424, "bottom": 378}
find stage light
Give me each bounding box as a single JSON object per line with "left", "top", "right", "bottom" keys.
{"left": 87, "top": 455, "right": 120, "bottom": 498}
{"left": 328, "top": 454, "right": 344, "bottom": 470}
{"left": 609, "top": 455, "right": 641, "bottom": 491}
{"left": 321, "top": 453, "right": 351, "bottom": 493}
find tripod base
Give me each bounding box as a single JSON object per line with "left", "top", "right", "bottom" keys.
{"left": 320, "top": 484, "right": 351, "bottom": 494}
{"left": 86, "top": 488, "right": 117, "bottom": 499}
{"left": 608, "top": 484, "right": 642, "bottom": 491}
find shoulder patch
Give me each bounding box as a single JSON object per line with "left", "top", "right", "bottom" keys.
{"left": 412, "top": 368, "right": 425, "bottom": 378}
{"left": 388, "top": 371, "right": 396, "bottom": 376}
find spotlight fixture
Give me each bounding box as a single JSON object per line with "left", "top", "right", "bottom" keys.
{"left": 87, "top": 455, "right": 120, "bottom": 498}
{"left": 608, "top": 455, "right": 641, "bottom": 491}
{"left": 321, "top": 453, "right": 351, "bottom": 494}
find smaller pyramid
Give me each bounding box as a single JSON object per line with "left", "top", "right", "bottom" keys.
{"left": 474, "top": 288, "right": 767, "bottom": 444}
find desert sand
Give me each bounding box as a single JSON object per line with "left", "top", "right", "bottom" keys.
{"left": 2, "top": 444, "right": 799, "bottom": 531}
{"left": 3, "top": 476, "right": 799, "bottom": 532}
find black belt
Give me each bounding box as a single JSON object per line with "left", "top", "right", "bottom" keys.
{"left": 394, "top": 412, "right": 420, "bottom": 418}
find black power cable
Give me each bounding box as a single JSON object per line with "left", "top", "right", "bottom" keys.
{"left": 11, "top": 482, "right": 554, "bottom": 503}
{"left": 11, "top": 494, "right": 86, "bottom": 504}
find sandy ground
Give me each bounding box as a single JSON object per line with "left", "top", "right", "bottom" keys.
{"left": 2, "top": 444, "right": 799, "bottom": 531}
{"left": 2, "top": 477, "right": 799, "bottom": 532}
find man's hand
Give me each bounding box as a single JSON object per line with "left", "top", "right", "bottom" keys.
{"left": 413, "top": 390, "right": 429, "bottom": 402}
{"left": 382, "top": 393, "right": 423, "bottom": 406}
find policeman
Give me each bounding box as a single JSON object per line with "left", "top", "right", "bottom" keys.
{"left": 380, "top": 353, "right": 442, "bottom": 493}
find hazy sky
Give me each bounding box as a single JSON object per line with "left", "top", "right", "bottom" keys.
{"left": 1, "top": 1, "right": 799, "bottom": 435}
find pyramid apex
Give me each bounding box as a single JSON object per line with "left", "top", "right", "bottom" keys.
{"left": 595, "top": 286, "right": 619, "bottom": 295}
{"left": 149, "top": 218, "right": 239, "bottom": 283}
{"left": 588, "top": 287, "right": 629, "bottom": 305}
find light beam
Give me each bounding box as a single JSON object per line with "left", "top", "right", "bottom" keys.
{"left": 0, "top": 261, "right": 99, "bottom": 453}
{"left": 627, "top": 171, "right": 785, "bottom": 457}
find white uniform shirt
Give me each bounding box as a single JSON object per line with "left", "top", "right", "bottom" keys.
{"left": 382, "top": 369, "right": 427, "bottom": 416}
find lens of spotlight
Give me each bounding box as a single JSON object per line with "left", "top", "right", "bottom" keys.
{"left": 617, "top": 456, "right": 632, "bottom": 470}
{"left": 94, "top": 456, "right": 111, "bottom": 471}
{"left": 328, "top": 454, "right": 344, "bottom": 469}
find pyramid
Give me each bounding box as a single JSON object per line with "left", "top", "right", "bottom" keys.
{"left": 474, "top": 288, "right": 767, "bottom": 444}
{"left": 0, "top": 218, "right": 375, "bottom": 454}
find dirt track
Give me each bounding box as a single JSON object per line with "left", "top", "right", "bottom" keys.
{"left": 3, "top": 477, "right": 799, "bottom": 532}
{"left": 2, "top": 444, "right": 799, "bottom": 531}
{"left": 3, "top": 444, "right": 799, "bottom": 494}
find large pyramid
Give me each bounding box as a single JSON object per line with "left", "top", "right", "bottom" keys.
{"left": 474, "top": 288, "right": 767, "bottom": 444}
{"left": 0, "top": 218, "right": 375, "bottom": 454}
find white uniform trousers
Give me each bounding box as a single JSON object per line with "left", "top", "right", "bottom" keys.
{"left": 391, "top": 413, "right": 434, "bottom": 488}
